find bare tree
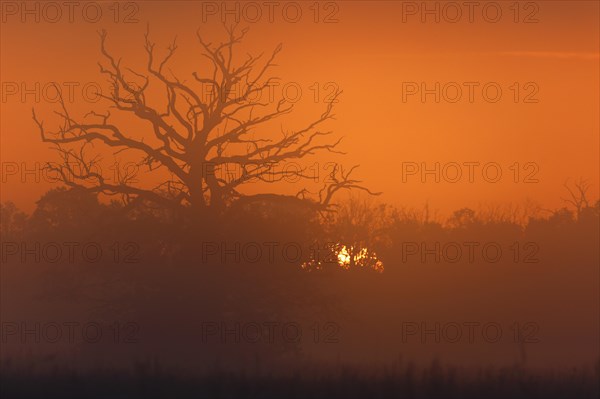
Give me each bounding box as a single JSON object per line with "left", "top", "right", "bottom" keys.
{"left": 32, "top": 25, "right": 376, "bottom": 222}
{"left": 562, "top": 178, "right": 591, "bottom": 218}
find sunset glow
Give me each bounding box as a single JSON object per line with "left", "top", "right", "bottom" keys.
{"left": 1, "top": 1, "right": 598, "bottom": 398}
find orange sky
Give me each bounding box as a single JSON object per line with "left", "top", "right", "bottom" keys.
{"left": 1, "top": 1, "right": 598, "bottom": 215}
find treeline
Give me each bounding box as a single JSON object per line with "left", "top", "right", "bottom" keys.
{"left": 0, "top": 187, "right": 598, "bottom": 371}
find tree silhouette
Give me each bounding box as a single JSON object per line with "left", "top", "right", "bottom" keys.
{"left": 32, "top": 25, "right": 375, "bottom": 223}
{"left": 562, "top": 178, "right": 591, "bottom": 219}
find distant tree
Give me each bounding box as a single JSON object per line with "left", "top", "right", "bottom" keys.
{"left": 447, "top": 207, "right": 476, "bottom": 229}
{"left": 0, "top": 202, "right": 28, "bottom": 239}
{"left": 30, "top": 187, "right": 105, "bottom": 231}
{"left": 562, "top": 178, "right": 591, "bottom": 219}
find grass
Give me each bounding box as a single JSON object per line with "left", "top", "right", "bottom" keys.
{"left": 1, "top": 359, "right": 598, "bottom": 398}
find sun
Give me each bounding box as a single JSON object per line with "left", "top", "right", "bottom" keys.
{"left": 337, "top": 245, "right": 352, "bottom": 269}
{"left": 302, "top": 243, "right": 384, "bottom": 273}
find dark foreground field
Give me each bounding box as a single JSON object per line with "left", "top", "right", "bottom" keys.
{"left": 2, "top": 360, "right": 599, "bottom": 399}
